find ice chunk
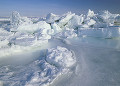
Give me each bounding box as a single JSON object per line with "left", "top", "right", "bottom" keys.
{"left": 10, "top": 11, "right": 33, "bottom": 31}
{"left": 79, "top": 10, "right": 96, "bottom": 28}
{"left": 115, "top": 16, "right": 120, "bottom": 25}
{"left": 98, "top": 10, "right": 119, "bottom": 26}
{"left": 10, "top": 11, "right": 21, "bottom": 29}
{"left": 46, "top": 13, "right": 60, "bottom": 23}
{"left": 87, "top": 9, "right": 96, "bottom": 18}
{"left": 51, "top": 23, "right": 62, "bottom": 34}
{"left": 57, "top": 12, "right": 75, "bottom": 28}
{"left": 46, "top": 46, "right": 76, "bottom": 68}
{"left": 67, "top": 14, "right": 84, "bottom": 29}
{"left": 79, "top": 10, "right": 119, "bottom": 28}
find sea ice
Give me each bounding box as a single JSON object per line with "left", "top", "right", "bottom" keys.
{"left": 0, "top": 10, "right": 120, "bottom": 86}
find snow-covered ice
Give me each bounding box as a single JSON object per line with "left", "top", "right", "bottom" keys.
{"left": 0, "top": 10, "right": 120, "bottom": 86}
{"left": 0, "top": 46, "right": 76, "bottom": 86}
{"left": 46, "top": 46, "right": 76, "bottom": 68}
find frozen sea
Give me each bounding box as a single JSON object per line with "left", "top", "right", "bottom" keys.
{"left": 0, "top": 36, "right": 120, "bottom": 86}
{"left": 0, "top": 10, "right": 120, "bottom": 86}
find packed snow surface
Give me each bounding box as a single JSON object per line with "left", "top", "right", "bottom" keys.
{"left": 0, "top": 10, "right": 120, "bottom": 86}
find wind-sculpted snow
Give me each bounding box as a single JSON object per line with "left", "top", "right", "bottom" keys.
{"left": 0, "top": 46, "right": 76, "bottom": 86}
{"left": 25, "top": 59, "right": 62, "bottom": 86}
{"left": 0, "top": 59, "right": 60, "bottom": 86}
{"left": 46, "top": 46, "right": 76, "bottom": 68}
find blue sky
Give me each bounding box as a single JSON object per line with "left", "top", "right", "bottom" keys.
{"left": 0, "top": 0, "right": 120, "bottom": 17}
